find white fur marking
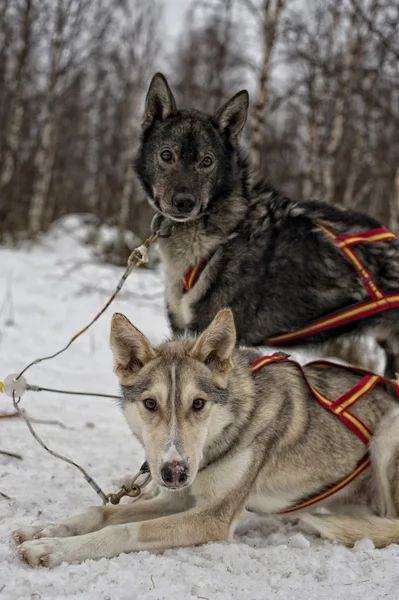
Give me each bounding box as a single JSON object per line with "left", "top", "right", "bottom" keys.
{"left": 161, "top": 364, "right": 182, "bottom": 463}
{"left": 162, "top": 443, "right": 183, "bottom": 464}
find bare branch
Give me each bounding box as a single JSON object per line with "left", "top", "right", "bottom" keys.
{"left": 350, "top": 0, "right": 399, "bottom": 62}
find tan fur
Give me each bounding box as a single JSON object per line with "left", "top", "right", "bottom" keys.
{"left": 14, "top": 310, "right": 399, "bottom": 567}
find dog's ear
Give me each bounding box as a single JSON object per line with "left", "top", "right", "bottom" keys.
{"left": 110, "top": 313, "right": 157, "bottom": 384}
{"left": 190, "top": 308, "right": 236, "bottom": 387}
{"left": 215, "top": 90, "right": 249, "bottom": 147}
{"left": 141, "top": 73, "right": 177, "bottom": 131}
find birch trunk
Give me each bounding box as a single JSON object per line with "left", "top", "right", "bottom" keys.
{"left": 321, "top": 2, "right": 356, "bottom": 204}
{"left": 28, "top": 118, "right": 57, "bottom": 235}
{"left": 303, "top": 79, "right": 316, "bottom": 199}
{"left": 28, "top": 0, "right": 63, "bottom": 236}
{"left": 390, "top": 167, "right": 399, "bottom": 234}
{"left": 250, "top": 0, "right": 284, "bottom": 172}
{"left": 0, "top": 0, "right": 32, "bottom": 188}
{"left": 304, "top": 1, "right": 342, "bottom": 200}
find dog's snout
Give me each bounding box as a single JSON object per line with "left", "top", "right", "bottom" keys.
{"left": 161, "top": 461, "right": 189, "bottom": 488}
{"left": 172, "top": 193, "right": 196, "bottom": 215}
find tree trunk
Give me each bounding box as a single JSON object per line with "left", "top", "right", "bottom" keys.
{"left": 28, "top": 0, "right": 63, "bottom": 236}
{"left": 28, "top": 117, "right": 57, "bottom": 235}
{"left": 390, "top": 167, "right": 399, "bottom": 234}
{"left": 323, "top": 8, "right": 357, "bottom": 204}
{"left": 0, "top": 0, "right": 32, "bottom": 188}
{"left": 250, "top": 0, "right": 284, "bottom": 172}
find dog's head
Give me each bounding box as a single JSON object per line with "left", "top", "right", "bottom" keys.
{"left": 134, "top": 73, "right": 249, "bottom": 222}
{"left": 110, "top": 309, "right": 236, "bottom": 490}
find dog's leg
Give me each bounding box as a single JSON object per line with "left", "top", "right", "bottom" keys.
{"left": 301, "top": 407, "right": 399, "bottom": 547}
{"left": 376, "top": 330, "right": 399, "bottom": 381}
{"left": 377, "top": 339, "right": 397, "bottom": 380}
{"left": 300, "top": 512, "right": 399, "bottom": 547}
{"left": 13, "top": 491, "right": 188, "bottom": 543}
{"left": 369, "top": 407, "right": 399, "bottom": 517}
{"left": 17, "top": 505, "right": 232, "bottom": 567}
{"left": 17, "top": 446, "right": 258, "bottom": 567}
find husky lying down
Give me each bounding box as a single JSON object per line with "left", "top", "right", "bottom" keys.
{"left": 14, "top": 309, "right": 399, "bottom": 567}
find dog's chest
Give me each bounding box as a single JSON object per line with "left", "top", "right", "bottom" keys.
{"left": 159, "top": 234, "right": 218, "bottom": 330}
{"left": 167, "top": 283, "right": 196, "bottom": 329}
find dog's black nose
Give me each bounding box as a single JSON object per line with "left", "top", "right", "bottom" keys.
{"left": 172, "top": 193, "right": 196, "bottom": 215}
{"left": 161, "top": 461, "right": 189, "bottom": 487}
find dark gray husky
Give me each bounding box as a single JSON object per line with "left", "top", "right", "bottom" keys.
{"left": 134, "top": 73, "right": 399, "bottom": 378}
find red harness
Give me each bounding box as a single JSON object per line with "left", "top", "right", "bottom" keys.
{"left": 250, "top": 352, "right": 399, "bottom": 513}
{"left": 182, "top": 225, "right": 399, "bottom": 342}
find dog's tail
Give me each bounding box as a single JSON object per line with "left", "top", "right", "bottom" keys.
{"left": 301, "top": 513, "right": 399, "bottom": 548}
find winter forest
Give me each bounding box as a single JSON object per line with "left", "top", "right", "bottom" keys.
{"left": 1, "top": 0, "right": 398, "bottom": 255}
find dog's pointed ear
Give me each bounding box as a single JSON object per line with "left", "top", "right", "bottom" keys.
{"left": 215, "top": 90, "right": 249, "bottom": 147}
{"left": 190, "top": 308, "right": 236, "bottom": 387}
{"left": 141, "top": 73, "right": 177, "bottom": 131}
{"left": 110, "top": 313, "right": 157, "bottom": 384}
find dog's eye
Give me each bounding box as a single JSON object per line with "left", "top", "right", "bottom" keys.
{"left": 201, "top": 156, "right": 213, "bottom": 168}
{"left": 160, "top": 150, "right": 173, "bottom": 163}
{"left": 192, "top": 398, "right": 206, "bottom": 411}
{"left": 143, "top": 398, "right": 157, "bottom": 411}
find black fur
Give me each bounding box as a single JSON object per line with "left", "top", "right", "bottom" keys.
{"left": 134, "top": 73, "right": 399, "bottom": 378}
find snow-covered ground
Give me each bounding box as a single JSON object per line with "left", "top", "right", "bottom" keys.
{"left": 0, "top": 217, "right": 397, "bottom": 600}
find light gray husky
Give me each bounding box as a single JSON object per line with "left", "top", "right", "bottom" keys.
{"left": 14, "top": 309, "right": 399, "bottom": 566}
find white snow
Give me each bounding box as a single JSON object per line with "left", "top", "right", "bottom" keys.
{"left": 0, "top": 217, "right": 398, "bottom": 600}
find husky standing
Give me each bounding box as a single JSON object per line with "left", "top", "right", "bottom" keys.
{"left": 134, "top": 73, "right": 399, "bottom": 378}
{"left": 14, "top": 309, "right": 399, "bottom": 566}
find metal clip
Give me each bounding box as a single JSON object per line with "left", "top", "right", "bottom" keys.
{"left": 105, "top": 467, "right": 152, "bottom": 505}
{"left": 106, "top": 484, "right": 142, "bottom": 505}
{"left": 128, "top": 246, "right": 147, "bottom": 266}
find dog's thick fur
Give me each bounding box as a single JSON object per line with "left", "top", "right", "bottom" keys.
{"left": 134, "top": 73, "right": 399, "bottom": 377}
{"left": 14, "top": 309, "right": 399, "bottom": 566}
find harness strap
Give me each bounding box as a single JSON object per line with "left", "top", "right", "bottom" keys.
{"left": 268, "top": 294, "right": 399, "bottom": 344}
{"left": 182, "top": 224, "right": 397, "bottom": 350}
{"left": 279, "top": 454, "right": 371, "bottom": 514}
{"left": 268, "top": 225, "right": 397, "bottom": 344}
{"left": 331, "top": 228, "right": 395, "bottom": 247}
{"left": 320, "top": 226, "right": 392, "bottom": 301}
{"left": 250, "top": 353, "right": 386, "bottom": 512}
{"left": 251, "top": 353, "right": 373, "bottom": 445}
{"left": 183, "top": 258, "right": 208, "bottom": 292}
{"left": 182, "top": 224, "right": 397, "bottom": 343}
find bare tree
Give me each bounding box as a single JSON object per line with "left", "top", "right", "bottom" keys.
{"left": 29, "top": 0, "right": 80, "bottom": 235}
{"left": 173, "top": 0, "right": 249, "bottom": 113}
{"left": 249, "top": 0, "right": 285, "bottom": 171}
{"left": 0, "top": 0, "right": 398, "bottom": 256}
{"left": 0, "top": 0, "right": 33, "bottom": 189}
{"left": 115, "top": 0, "right": 161, "bottom": 254}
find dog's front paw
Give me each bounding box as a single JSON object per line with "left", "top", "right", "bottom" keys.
{"left": 13, "top": 522, "right": 73, "bottom": 544}
{"left": 18, "top": 538, "right": 67, "bottom": 568}
{"left": 33, "top": 523, "right": 75, "bottom": 539}
{"left": 13, "top": 526, "right": 43, "bottom": 544}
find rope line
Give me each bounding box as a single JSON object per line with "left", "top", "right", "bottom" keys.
{"left": 1, "top": 233, "right": 159, "bottom": 504}
{"left": 26, "top": 384, "right": 121, "bottom": 401}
